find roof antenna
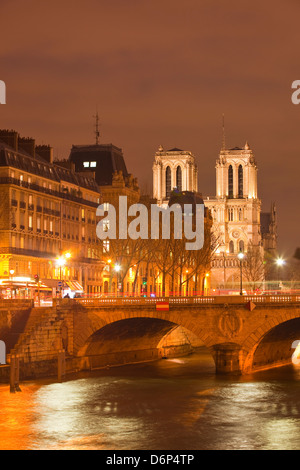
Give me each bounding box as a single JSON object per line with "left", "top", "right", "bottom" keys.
{"left": 222, "top": 113, "right": 226, "bottom": 150}
{"left": 93, "top": 108, "right": 100, "bottom": 145}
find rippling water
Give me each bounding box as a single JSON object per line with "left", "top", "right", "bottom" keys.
{"left": 1, "top": 348, "right": 300, "bottom": 450}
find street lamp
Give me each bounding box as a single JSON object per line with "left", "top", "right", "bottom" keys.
{"left": 56, "top": 256, "right": 66, "bottom": 297}
{"left": 9, "top": 270, "right": 14, "bottom": 299}
{"left": 238, "top": 251, "right": 245, "bottom": 296}
{"left": 275, "top": 257, "right": 285, "bottom": 291}
{"left": 114, "top": 264, "right": 121, "bottom": 297}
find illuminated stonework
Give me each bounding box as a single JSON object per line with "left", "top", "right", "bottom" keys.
{"left": 152, "top": 146, "right": 198, "bottom": 206}
{"left": 205, "top": 142, "right": 263, "bottom": 289}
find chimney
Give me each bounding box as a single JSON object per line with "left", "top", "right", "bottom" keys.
{"left": 35, "top": 145, "right": 53, "bottom": 163}
{"left": 18, "top": 136, "right": 35, "bottom": 158}
{"left": 0, "top": 129, "right": 18, "bottom": 151}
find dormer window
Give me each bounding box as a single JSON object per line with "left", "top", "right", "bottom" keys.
{"left": 90, "top": 161, "right": 97, "bottom": 167}
{"left": 83, "top": 162, "right": 90, "bottom": 168}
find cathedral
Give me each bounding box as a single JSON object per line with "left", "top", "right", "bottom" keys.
{"left": 152, "top": 141, "right": 277, "bottom": 291}
{"left": 152, "top": 146, "right": 198, "bottom": 206}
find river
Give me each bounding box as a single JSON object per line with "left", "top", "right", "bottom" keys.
{"left": 0, "top": 348, "right": 300, "bottom": 450}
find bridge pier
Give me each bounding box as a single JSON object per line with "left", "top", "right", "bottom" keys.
{"left": 212, "top": 343, "right": 244, "bottom": 375}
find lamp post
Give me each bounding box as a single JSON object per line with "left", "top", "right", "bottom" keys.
{"left": 238, "top": 251, "right": 245, "bottom": 296}
{"left": 56, "top": 252, "right": 71, "bottom": 298}
{"left": 114, "top": 264, "right": 121, "bottom": 297}
{"left": 275, "top": 258, "right": 285, "bottom": 292}
{"left": 56, "top": 256, "right": 66, "bottom": 297}
{"left": 9, "top": 270, "right": 14, "bottom": 299}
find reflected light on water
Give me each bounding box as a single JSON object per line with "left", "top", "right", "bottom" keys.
{"left": 261, "top": 419, "right": 300, "bottom": 450}
{"left": 0, "top": 384, "right": 39, "bottom": 450}
{"left": 0, "top": 351, "right": 300, "bottom": 450}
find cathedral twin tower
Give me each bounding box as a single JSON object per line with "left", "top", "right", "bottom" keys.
{"left": 152, "top": 141, "right": 275, "bottom": 288}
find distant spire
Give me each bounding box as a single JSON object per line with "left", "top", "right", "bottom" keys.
{"left": 222, "top": 114, "right": 226, "bottom": 150}
{"left": 93, "top": 109, "right": 100, "bottom": 145}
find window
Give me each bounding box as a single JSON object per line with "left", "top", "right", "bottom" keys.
{"left": 103, "top": 202, "right": 109, "bottom": 211}
{"left": 176, "top": 166, "right": 182, "bottom": 192}
{"left": 83, "top": 162, "right": 90, "bottom": 168}
{"left": 90, "top": 161, "right": 97, "bottom": 167}
{"left": 103, "top": 220, "right": 110, "bottom": 232}
{"left": 103, "top": 240, "right": 110, "bottom": 253}
{"left": 28, "top": 215, "right": 33, "bottom": 229}
{"left": 229, "top": 240, "right": 234, "bottom": 253}
{"left": 238, "top": 165, "right": 243, "bottom": 198}
{"left": 239, "top": 240, "right": 245, "bottom": 253}
{"left": 228, "top": 165, "right": 233, "bottom": 197}
{"left": 166, "top": 166, "right": 171, "bottom": 198}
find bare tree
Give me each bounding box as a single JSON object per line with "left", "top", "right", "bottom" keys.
{"left": 243, "top": 242, "right": 265, "bottom": 290}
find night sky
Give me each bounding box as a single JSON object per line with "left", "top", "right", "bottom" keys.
{"left": 1, "top": 0, "right": 299, "bottom": 255}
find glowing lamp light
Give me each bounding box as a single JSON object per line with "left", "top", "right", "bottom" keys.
{"left": 238, "top": 252, "right": 245, "bottom": 261}
{"left": 64, "top": 252, "right": 71, "bottom": 259}
{"left": 276, "top": 258, "right": 285, "bottom": 267}
{"left": 56, "top": 256, "right": 66, "bottom": 267}
{"left": 114, "top": 264, "right": 121, "bottom": 272}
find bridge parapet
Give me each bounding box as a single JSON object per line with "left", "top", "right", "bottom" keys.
{"left": 57, "top": 295, "right": 300, "bottom": 309}
{"left": 0, "top": 299, "right": 34, "bottom": 309}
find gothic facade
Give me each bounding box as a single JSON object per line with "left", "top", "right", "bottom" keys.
{"left": 152, "top": 140, "right": 277, "bottom": 292}
{"left": 152, "top": 146, "right": 198, "bottom": 206}
{"left": 204, "top": 142, "right": 264, "bottom": 289}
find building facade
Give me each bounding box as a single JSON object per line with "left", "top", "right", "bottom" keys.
{"left": 153, "top": 146, "right": 198, "bottom": 206}
{"left": 0, "top": 130, "right": 103, "bottom": 299}
{"left": 68, "top": 142, "right": 141, "bottom": 296}
{"left": 204, "top": 142, "right": 267, "bottom": 290}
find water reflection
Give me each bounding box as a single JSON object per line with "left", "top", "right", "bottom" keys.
{"left": 0, "top": 349, "right": 300, "bottom": 450}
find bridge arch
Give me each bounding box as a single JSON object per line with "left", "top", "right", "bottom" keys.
{"left": 76, "top": 314, "right": 214, "bottom": 371}
{"left": 243, "top": 316, "right": 300, "bottom": 373}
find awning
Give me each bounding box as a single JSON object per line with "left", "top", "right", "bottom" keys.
{"left": 66, "top": 281, "right": 84, "bottom": 291}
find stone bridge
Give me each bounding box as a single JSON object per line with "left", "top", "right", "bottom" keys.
{"left": 1, "top": 295, "right": 300, "bottom": 378}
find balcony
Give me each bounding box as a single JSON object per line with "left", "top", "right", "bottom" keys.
{"left": 11, "top": 199, "right": 18, "bottom": 207}
{"left": 28, "top": 204, "right": 34, "bottom": 211}
{"left": 0, "top": 177, "right": 98, "bottom": 208}
{"left": 0, "top": 247, "right": 56, "bottom": 259}
{"left": 19, "top": 201, "right": 26, "bottom": 209}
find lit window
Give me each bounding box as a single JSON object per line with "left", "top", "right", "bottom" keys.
{"left": 103, "top": 202, "right": 109, "bottom": 211}
{"left": 90, "top": 161, "right": 97, "bottom": 167}
{"left": 83, "top": 162, "right": 90, "bottom": 168}
{"left": 103, "top": 240, "right": 110, "bottom": 253}
{"left": 103, "top": 220, "right": 110, "bottom": 232}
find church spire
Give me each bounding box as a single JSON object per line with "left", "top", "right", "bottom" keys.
{"left": 93, "top": 109, "right": 100, "bottom": 145}
{"left": 222, "top": 114, "right": 226, "bottom": 150}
